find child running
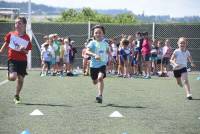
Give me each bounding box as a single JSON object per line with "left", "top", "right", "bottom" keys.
{"left": 86, "top": 25, "right": 109, "bottom": 103}
{"left": 170, "top": 37, "right": 195, "bottom": 100}
{"left": 0, "top": 17, "right": 32, "bottom": 104}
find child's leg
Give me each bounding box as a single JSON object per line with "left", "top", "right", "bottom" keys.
{"left": 97, "top": 72, "right": 104, "bottom": 96}
{"left": 181, "top": 72, "right": 191, "bottom": 96}
{"left": 82, "top": 58, "right": 86, "bottom": 73}
{"left": 146, "top": 61, "right": 151, "bottom": 76}
{"left": 7, "top": 60, "right": 17, "bottom": 81}
{"left": 8, "top": 72, "right": 17, "bottom": 81}
{"left": 176, "top": 77, "right": 183, "bottom": 87}
{"left": 16, "top": 75, "right": 24, "bottom": 96}
{"left": 41, "top": 63, "right": 46, "bottom": 74}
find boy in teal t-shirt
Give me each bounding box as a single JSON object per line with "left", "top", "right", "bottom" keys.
{"left": 86, "top": 25, "right": 109, "bottom": 103}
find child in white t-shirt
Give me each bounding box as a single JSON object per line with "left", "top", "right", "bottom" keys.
{"left": 170, "top": 37, "right": 195, "bottom": 100}
{"left": 41, "top": 43, "right": 52, "bottom": 76}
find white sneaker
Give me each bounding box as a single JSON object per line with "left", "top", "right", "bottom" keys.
{"left": 187, "top": 94, "right": 192, "bottom": 100}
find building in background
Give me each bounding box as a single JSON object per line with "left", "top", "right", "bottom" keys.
{"left": 0, "top": 8, "right": 20, "bottom": 20}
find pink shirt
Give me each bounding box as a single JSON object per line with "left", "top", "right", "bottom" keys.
{"left": 162, "top": 45, "right": 172, "bottom": 58}
{"left": 141, "top": 38, "right": 151, "bottom": 55}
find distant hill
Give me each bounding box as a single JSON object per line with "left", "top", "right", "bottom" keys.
{"left": 1, "top": 1, "right": 200, "bottom": 23}
{"left": 0, "top": 1, "right": 65, "bottom": 14}
{"left": 0, "top": 1, "right": 131, "bottom": 15}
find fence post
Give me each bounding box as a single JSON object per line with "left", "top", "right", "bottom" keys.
{"left": 152, "top": 22, "right": 155, "bottom": 42}
{"left": 27, "top": 0, "right": 32, "bottom": 69}
{"left": 88, "top": 20, "right": 91, "bottom": 39}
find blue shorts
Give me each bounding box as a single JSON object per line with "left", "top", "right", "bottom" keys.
{"left": 143, "top": 54, "right": 150, "bottom": 61}
{"left": 131, "top": 57, "right": 137, "bottom": 65}
{"left": 51, "top": 57, "right": 56, "bottom": 65}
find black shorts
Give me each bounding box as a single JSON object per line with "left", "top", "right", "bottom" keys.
{"left": 90, "top": 65, "right": 106, "bottom": 80}
{"left": 173, "top": 67, "right": 187, "bottom": 78}
{"left": 44, "top": 61, "right": 51, "bottom": 70}
{"left": 162, "top": 57, "right": 170, "bottom": 65}
{"left": 157, "top": 59, "right": 162, "bottom": 64}
{"left": 8, "top": 60, "right": 27, "bottom": 77}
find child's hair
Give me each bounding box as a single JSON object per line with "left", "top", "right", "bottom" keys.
{"left": 91, "top": 25, "right": 105, "bottom": 35}
{"left": 43, "top": 42, "right": 49, "bottom": 47}
{"left": 121, "top": 38, "right": 129, "bottom": 46}
{"left": 177, "top": 37, "right": 187, "bottom": 44}
{"left": 16, "top": 17, "right": 27, "bottom": 25}
{"left": 142, "top": 32, "right": 148, "bottom": 36}
{"left": 135, "top": 32, "right": 141, "bottom": 36}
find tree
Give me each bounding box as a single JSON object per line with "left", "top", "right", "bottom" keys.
{"left": 59, "top": 8, "right": 137, "bottom": 24}
{"left": 114, "top": 13, "right": 136, "bottom": 24}
{"left": 61, "top": 8, "right": 78, "bottom": 21}
{"left": 81, "top": 7, "right": 96, "bottom": 18}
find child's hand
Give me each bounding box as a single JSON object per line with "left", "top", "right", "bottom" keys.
{"left": 19, "top": 46, "right": 28, "bottom": 53}
{"left": 171, "top": 63, "right": 180, "bottom": 69}
{"left": 19, "top": 46, "right": 26, "bottom": 50}
{"left": 41, "top": 61, "right": 44, "bottom": 65}
{"left": 191, "top": 63, "right": 196, "bottom": 67}
{"left": 174, "top": 63, "right": 180, "bottom": 68}
{"left": 94, "top": 54, "right": 101, "bottom": 60}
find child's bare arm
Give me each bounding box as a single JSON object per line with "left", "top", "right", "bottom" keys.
{"left": 0, "top": 42, "right": 7, "bottom": 54}
{"left": 86, "top": 48, "right": 100, "bottom": 60}
{"left": 188, "top": 55, "right": 195, "bottom": 67}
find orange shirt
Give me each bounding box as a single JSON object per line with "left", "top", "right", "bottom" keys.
{"left": 4, "top": 31, "right": 32, "bottom": 61}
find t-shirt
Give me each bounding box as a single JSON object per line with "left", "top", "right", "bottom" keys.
{"left": 141, "top": 38, "right": 151, "bottom": 55}
{"left": 87, "top": 40, "right": 109, "bottom": 68}
{"left": 172, "top": 49, "right": 190, "bottom": 70}
{"left": 41, "top": 49, "right": 51, "bottom": 62}
{"left": 4, "top": 31, "right": 32, "bottom": 61}
{"left": 162, "top": 45, "right": 172, "bottom": 58}
{"left": 111, "top": 43, "right": 118, "bottom": 57}
{"left": 53, "top": 40, "right": 61, "bottom": 56}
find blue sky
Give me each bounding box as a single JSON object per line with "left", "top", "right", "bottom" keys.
{"left": 4, "top": 0, "right": 200, "bottom": 17}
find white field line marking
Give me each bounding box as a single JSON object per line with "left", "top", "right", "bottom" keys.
{"left": 0, "top": 80, "right": 8, "bottom": 86}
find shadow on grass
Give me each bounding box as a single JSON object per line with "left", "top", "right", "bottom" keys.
{"left": 20, "top": 103, "right": 72, "bottom": 107}
{"left": 101, "top": 103, "right": 147, "bottom": 109}
{"left": 192, "top": 98, "right": 200, "bottom": 100}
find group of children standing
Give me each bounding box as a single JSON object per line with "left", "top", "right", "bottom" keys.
{"left": 89, "top": 32, "right": 173, "bottom": 79}
{"left": 40, "top": 34, "right": 77, "bottom": 77}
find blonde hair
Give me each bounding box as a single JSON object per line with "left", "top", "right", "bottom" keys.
{"left": 177, "top": 37, "right": 187, "bottom": 44}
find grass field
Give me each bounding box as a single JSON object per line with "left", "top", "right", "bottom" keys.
{"left": 0, "top": 70, "right": 200, "bottom": 134}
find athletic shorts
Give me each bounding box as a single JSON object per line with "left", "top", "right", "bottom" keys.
{"left": 143, "top": 54, "right": 150, "bottom": 61}
{"left": 173, "top": 67, "right": 187, "bottom": 78}
{"left": 44, "top": 61, "right": 51, "bottom": 70}
{"left": 157, "top": 59, "right": 162, "bottom": 64}
{"left": 51, "top": 57, "right": 56, "bottom": 65}
{"left": 8, "top": 59, "right": 27, "bottom": 77}
{"left": 150, "top": 54, "right": 157, "bottom": 61}
{"left": 131, "top": 57, "right": 137, "bottom": 65}
{"left": 162, "top": 57, "right": 170, "bottom": 65}
{"left": 90, "top": 65, "right": 106, "bottom": 80}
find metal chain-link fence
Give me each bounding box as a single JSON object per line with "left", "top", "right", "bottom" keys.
{"left": 0, "top": 22, "right": 200, "bottom": 71}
